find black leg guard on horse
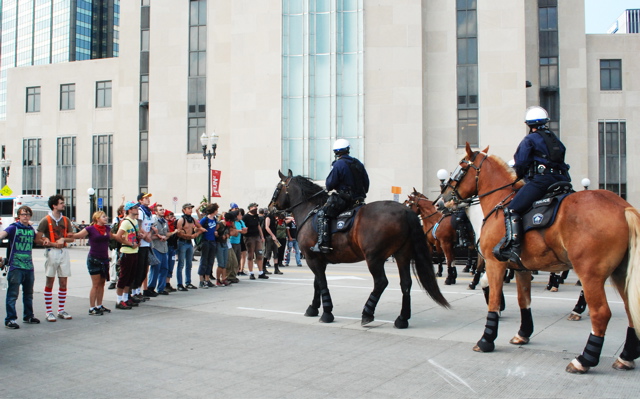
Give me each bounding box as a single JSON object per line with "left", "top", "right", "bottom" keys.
{"left": 620, "top": 327, "right": 640, "bottom": 362}
{"left": 476, "top": 311, "right": 500, "bottom": 352}
{"left": 572, "top": 290, "right": 587, "bottom": 314}
{"left": 319, "top": 288, "right": 334, "bottom": 323}
{"left": 362, "top": 293, "right": 379, "bottom": 325}
{"left": 518, "top": 308, "right": 534, "bottom": 338}
{"left": 444, "top": 266, "right": 457, "bottom": 285}
{"left": 577, "top": 333, "right": 605, "bottom": 367}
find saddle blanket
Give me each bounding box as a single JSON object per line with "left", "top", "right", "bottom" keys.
{"left": 523, "top": 193, "right": 572, "bottom": 233}
{"left": 313, "top": 205, "right": 363, "bottom": 234}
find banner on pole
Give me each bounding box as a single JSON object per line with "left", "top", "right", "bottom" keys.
{"left": 211, "top": 170, "right": 222, "bottom": 197}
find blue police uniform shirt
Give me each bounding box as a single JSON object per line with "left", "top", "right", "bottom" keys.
{"left": 326, "top": 155, "right": 370, "bottom": 197}
{"left": 513, "top": 129, "right": 567, "bottom": 179}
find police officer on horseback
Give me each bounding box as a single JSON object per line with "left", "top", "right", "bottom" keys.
{"left": 311, "top": 139, "right": 370, "bottom": 253}
{"left": 494, "top": 106, "right": 570, "bottom": 264}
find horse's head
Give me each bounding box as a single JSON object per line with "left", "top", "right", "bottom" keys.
{"left": 440, "top": 142, "right": 490, "bottom": 208}
{"left": 270, "top": 169, "right": 293, "bottom": 210}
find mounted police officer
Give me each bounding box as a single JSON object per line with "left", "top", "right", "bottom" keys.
{"left": 494, "top": 106, "right": 570, "bottom": 264}
{"left": 311, "top": 139, "right": 370, "bottom": 253}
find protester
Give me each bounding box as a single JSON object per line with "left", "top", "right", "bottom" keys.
{"left": 198, "top": 204, "right": 219, "bottom": 288}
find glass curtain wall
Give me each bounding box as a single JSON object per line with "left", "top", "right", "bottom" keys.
{"left": 282, "top": 0, "right": 364, "bottom": 180}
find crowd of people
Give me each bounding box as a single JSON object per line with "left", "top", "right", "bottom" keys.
{"left": 1, "top": 193, "right": 303, "bottom": 329}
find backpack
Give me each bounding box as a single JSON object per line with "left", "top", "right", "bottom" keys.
{"left": 108, "top": 218, "right": 122, "bottom": 251}
{"left": 535, "top": 129, "right": 566, "bottom": 165}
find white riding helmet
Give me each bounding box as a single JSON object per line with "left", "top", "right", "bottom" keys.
{"left": 333, "top": 138, "right": 351, "bottom": 153}
{"left": 524, "top": 106, "right": 550, "bottom": 127}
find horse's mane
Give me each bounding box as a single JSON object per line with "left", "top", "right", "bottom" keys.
{"left": 292, "top": 176, "right": 329, "bottom": 205}
{"left": 488, "top": 155, "right": 525, "bottom": 189}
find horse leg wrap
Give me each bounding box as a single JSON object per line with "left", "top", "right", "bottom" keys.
{"left": 572, "top": 291, "right": 587, "bottom": 314}
{"left": 517, "top": 308, "right": 534, "bottom": 338}
{"left": 620, "top": 327, "right": 640, "bottom": 362}
{"left": 363, "top": 294, "right": 379, "bottom": 317}
{"left": 577, "top": 333, "right": 605, "bottom": 367}
{"left": 477, "top": 312, "right": 500, "bottom": 351}
{"left": 320, "top": 289, "right": 332, "bottom": 309}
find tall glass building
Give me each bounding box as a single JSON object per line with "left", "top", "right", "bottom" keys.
{"left": 0, "top": 0, "right": 120, "bottom": 119}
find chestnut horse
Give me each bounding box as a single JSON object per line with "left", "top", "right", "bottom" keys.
{"left": 405, "top": 190, "right": 475, "bottom": 284}
{"left": 270, "top": 170, "right": 449, "bottom": 328}
{"left": 440, "top": 143, "right": 640, "bottom": 374}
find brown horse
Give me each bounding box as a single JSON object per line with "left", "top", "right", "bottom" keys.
{"left": 440, "top": 143, "right": 640, "bottom": 374}
{"left": 405, "top": 190, "right": 474, "bottom": 285}
{"left": 269, "top": 170, "right": 449, "bottom": 328}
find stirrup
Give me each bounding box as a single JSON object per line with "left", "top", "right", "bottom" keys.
{"left": 310, "top": 243, "right": 331, "bottom": 253}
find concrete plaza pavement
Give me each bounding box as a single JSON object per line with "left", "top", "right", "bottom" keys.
{"left": 0, "top": 247, "right": 638, "bottom": 398}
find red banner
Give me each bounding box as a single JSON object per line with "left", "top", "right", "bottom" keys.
{"left": 211, "top": 170, "right": 222, "bottom": 197}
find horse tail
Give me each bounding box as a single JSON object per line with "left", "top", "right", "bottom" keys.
{"left": 407, "top": 211, "right": 450, "bottom": 308}
{"left": 624, "top": 207, "right": 640, "bottom": 336}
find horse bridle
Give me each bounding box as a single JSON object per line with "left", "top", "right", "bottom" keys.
{"left": 442, "top": 151, "right": 487, "bottom": 205}
{"left": 406, "top": 194, "right": 440, "bottom": 220}
{"left": 270, "top": 177, "right": 326, "bottom": 213}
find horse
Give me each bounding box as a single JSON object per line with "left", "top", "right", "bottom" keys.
{"left": 439, "top": 143, "right": 640, "bottom": 374}
{"left": 405, "top": 190, "right": 476, "bottom": 284}
{"left": 269, "top": 170, "right": 449, "bottom": 329}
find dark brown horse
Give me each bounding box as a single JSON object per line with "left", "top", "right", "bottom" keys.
{"left": 440, "top": 143, "right": 640, "bottom": 374}
{"left": 269, "top": 170, "right": 449, "bottom": 328}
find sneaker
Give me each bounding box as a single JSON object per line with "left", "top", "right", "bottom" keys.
{"left": 158, "top": 290, "right": 169, "bottom": 295}
{"left": 216, "top": 280, "right": 227, "bottom": 287}
{"left": 297, "top": 264, "right": 303, "bottom": 267}
{"left": 116, "top": 301, "right": 132, "bottom": 310}
{"left": 46, "top": 313, "right": 57, "bottom": 322}
{"left": 228, "top": 278, "right": 240, "bottom": 284}
{"left": 126, "top": 299, "right": 139, "bottom": 307}
{"left": 57, "top": 311, "right": 73, "bottom": 320}
{"left": 22, "top": 316, "right": 40, "bottom": 324}
{"left": 143, "top": 289, "right": 158, "bottom": 297}
{"left": 250, "top": 274, "right": 256, "bottom": 280}
{"left": 5, "top": 320, "right": 19, "bottom": 329}
{"left": 207, "top": 281, "right": 215, "bottom": 288}
{"left": 98, "top": 305, "right": 111, "bottom": 313}
{"left": 108, "top": 282, "right": 116, "bottom": 290}
{"left": 282, "top": 263, "right": 288, "bottom": 267}
{"left": 177, "top": 284, "right": 188, "bottom": 292}
{"left": 198, "top": 281, "right": 206, "bottom": 289}
{"left": 186, "top": 283, "right": 198, "bottom": 289}
{"left": 275, "top": 270, "right": 283, "bottom": 275}
{"left": 130, "top": 296, "right": 142, "bottom": 304}
{"left": 258, "top": 273, "right": 269, "bottom": 279}
{"left": 165, "top": 283, "right": 177, "bottom": 292}
{"left": 89, "top": 308, "right": 103, "bottom": 316}
{"left": 264, "top": 269, "right": 272, "bottom": 275}
{"left": 238, "top": 272, "right": 247, "bottom": 276}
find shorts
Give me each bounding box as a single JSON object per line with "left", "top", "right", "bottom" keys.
{"left": 117, "top": 252, "right": 138, "bottom": 289}
{"left": 240, "top": 237, "right": 247, "bottom": 252}
{"left": 87, "top": 256, "right": 110, "bottom": 279}
{"left": 244, "top": 235, "right": 263, "bottom": 261}
{"left": 44, "top": 248, "right": 72, "bottom": 278}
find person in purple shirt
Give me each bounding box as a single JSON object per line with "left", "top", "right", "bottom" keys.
{"left": 72, "top": 211, "right": 119, "bottom": 315}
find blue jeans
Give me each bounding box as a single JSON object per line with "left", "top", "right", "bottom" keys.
{"left": 5, "top": 268, "right": 35, "bottom": 323}
{"left": 285, "top": 239, "right": 302, "bottom": 265}
{"left": 148, "top": 249, "right": 169, "bottom": 292}
{"left": 216, "top": 244, "right": 229, "bottom": 269}
{"left": 167, "top": 246, "right": 177, "bottom": 278}
{"left": 177, "top": 241, "right": 194, "bottom": 285}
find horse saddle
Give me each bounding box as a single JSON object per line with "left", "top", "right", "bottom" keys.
{"left": 313, "top": 205, "right": 364, "bottom": 234}
{"left": 523, "top": 182, "right": 575, "bottom": 233}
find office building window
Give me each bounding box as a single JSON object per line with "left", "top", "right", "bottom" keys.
{"left": 96, "top": 80, "right": 112, "bottom": 108}
{"left": 539, "top": 0, "right": 560, "bottom": 134}
{"left": 600, "top": 60, "right": 622, "bottom": 91}
{"left": 598, "top": 120, "right": 626, "bottom": 199}
{"left": 188, "top": 117, "right": 206, "bottom": 154}
{"left": 60, "top": 83, "right": 76, "bottom": 110}
{"left": 56, "top": 136, "right": 76, "bottom": 220}
{"left": 187, "top": 0, "right": 207, "bottom": 153}
{"left": 456, "top": 0, "right": 478, "bottom": 147}
{"left": 282, "top": 0, "right": 364, "bottom": 179}
{"left": 92, "top": 134, "right": 113, "bottom": 218}
{"left": 22, "top": 138, "right": 42, "bottom": 195}
{"left": 26, "top": 87, "right": 41, "bottom": 113}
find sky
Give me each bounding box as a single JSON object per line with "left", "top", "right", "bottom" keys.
{"left": 584, "top": 0, "right": 640, "bottom": 33}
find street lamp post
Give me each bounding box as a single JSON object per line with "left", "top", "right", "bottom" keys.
{"left": 437, "top": 169, "right": 449, "bottom": 192}
{"left": 87, "top": 188, "right": 96, "bottom": 220}
{"left": 200, "top": 132, "right": 219, "bottom": 202}
{"left": 0, "top": 158, "right": 11, "bottom": 188}
{"left": 581, "top": 178, "right": 591, "bottom": 190}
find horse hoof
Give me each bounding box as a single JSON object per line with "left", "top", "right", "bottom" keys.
{"left": 504, "top": 279, "right": 511, "bottom": 284}
{"left": 462, "top": 267, "right": 470, "bottom": 273}
{"left": 612, "top": 358, "right": 635, "bottom": 371}
{"left": 550, "top": 287, "right": 558, "bottom": 292}
{"left": 567, "top": 312, "right": 582, "bottom": 321}
{"left": 566, "top": 359, "right": 589, "bottom": 374}
{"left": 320, "top": 312, "right": 334, "bottom": 323}
{"left": 509, "top": 334, "right": 530, "bottom": 345}
{"left": 473, "top": 338, "right": 495, "bottom": 353}
{"left": 467, "top": 284, "right": 476, "bottom": 290}
{"left": 361, "top": 314, "right": 374, "bottom": 326}
{"left": 305, "top": 306, "right": 319, "bottom": 317}
{"left": 436, "top": 272, "right": 442, "bottom": 277}
{"left": 394, "top": 316, "right": 409, "bottom": 329}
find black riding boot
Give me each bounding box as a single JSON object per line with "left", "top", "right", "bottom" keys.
{"left": 310, "top": 211, "right": 331, "bottom": 253}
{"left": 493, "top": 209, "right": 523, "bottom": 265}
